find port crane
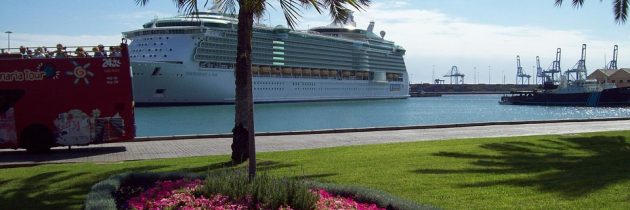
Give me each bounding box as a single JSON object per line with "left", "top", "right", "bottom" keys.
{"left": 516, "top": 55, "right": 531, "bottom": 85}
{"left": 565, "top": 44, "right": 588, "bottom": 82}
{"left": 543, "top": 48, "right": 562, "bottom": 84}
{"left": 535, "top": 56, "right": 549, "bottom": 85}
{"left": 443, "top": 66, "right": 465, "bottom": 84}
{"left": 606, "top": 44, "right": 618, "bottom": 70}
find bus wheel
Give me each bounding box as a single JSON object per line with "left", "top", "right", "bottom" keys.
{"left": 20, "top": 124, "right": 55, "bottom": 153}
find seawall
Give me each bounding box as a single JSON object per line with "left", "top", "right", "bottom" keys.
{"left": 410, "top": 84, "right": 537, "bottom": 94}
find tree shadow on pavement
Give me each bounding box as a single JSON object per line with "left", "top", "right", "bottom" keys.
{"left": 412, "top": 135, "right": 630, "bottom": 198}
{"left": 0, "top": 146, "right": 127, "bottom": 166}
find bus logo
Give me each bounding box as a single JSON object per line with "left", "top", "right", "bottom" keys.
{"left": 66, "top": 61, "right": 94, "bottom": 85}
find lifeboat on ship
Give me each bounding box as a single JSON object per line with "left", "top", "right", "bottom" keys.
{"left": 303, "top": 68, "right": 312, "bottom": 76}
{"left": 260, "top": 66, "right": 271, "bottom": 74}
{"left": 251, "top": 65, "right": 260, "bottom": 74}
{"left": 272, "top": 67, "right": 282, "bottom": 75}
{"left": 320, "top": 69, "right": 329, "bottom": 77}
{"left": 282, "top": 67, "right": 292, "bottom": 75}
{"left": 355, "top": 71, "right": 364, "bottom": 78}
{"left": 292, "top": 67, "right": 302, "bottom": 75}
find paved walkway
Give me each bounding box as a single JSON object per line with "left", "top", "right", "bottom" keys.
{"left": 2, "top": 119, "right": 630, "bottom": 166}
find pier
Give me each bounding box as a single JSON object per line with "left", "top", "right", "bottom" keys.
{"left": 410, "top": 83, "right": 537, "bottom": 94}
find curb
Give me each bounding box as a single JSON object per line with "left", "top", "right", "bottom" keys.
{"left": 134, "top": 117, "right": 630, "bottom": 142}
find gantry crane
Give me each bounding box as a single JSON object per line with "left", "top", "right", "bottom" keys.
{"left": 565, "top": 44, "right": 587, "bottom": 82}
{"left": 535, "top": 56, "right": 549, "bottom": 85}
{"left": 516, "top": 55, "right": 531, "bottom": 85}
{"left": 543, "top": 48, "right": 562, "bottom": 84}
{"left": 443, "top": 66, "right": 465, "bottom": 84}
{"left": 606, "top": 44, "right": 618, "bottom": 70}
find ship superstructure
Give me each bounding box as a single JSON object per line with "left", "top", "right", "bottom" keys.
{"left": 123, "top": 7, "right": 409, "bottom": 105}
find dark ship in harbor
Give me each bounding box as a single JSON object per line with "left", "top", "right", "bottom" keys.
{"left": 500, "top": 44, "right": 630, "bottom": 107}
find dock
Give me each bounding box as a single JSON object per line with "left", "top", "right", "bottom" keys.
{"left": 409, "top": 92, "right": 442, "bottom": 97}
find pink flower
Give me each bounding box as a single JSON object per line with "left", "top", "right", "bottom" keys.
{"left": 315, "top": 189, "right": 385, "bottom": 210}
{"left": 126, "top": 179, "right": 384, "bottom": 210}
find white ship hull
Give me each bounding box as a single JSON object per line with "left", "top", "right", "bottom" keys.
{"left": 125, "top": 9, "right": 410, "bottom": 105}
{"left": 132, "top": 61, "right": 409, "bottom": 105}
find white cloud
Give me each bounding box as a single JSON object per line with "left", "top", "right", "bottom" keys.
{"left": 7, "top": 3, "right": 628, "bottom": 84}
{"left": 345, "top": 2, "right": 630, "bottom": 83}
{"left": 107, "top": 11, "right": 174, "bottom": 30}
{"left": 5, "top": 11, "right": 174, "bottom": 50}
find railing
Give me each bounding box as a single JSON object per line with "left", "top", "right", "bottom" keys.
{"left": 1, "top": 45, "right": 123, "bottom": 59}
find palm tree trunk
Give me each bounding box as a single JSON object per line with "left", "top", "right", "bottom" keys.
{"left": 232, "top": 1, "right": 256, "bottom": 180}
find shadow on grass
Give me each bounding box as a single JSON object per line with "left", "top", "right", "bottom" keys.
{"left": 412, "top": 135, "right": 630, "bottom": 198}
{"left": 179, "top": 160, "right": 298, "bottom": 174}
{"left": 0, "top": 165, "right": 168, "bottom": 209}
{"left": 293, "top": 173, "right": 338, "bottom": 180}
{"left": 0, "top": 154, "right": 301, "bottom": 210}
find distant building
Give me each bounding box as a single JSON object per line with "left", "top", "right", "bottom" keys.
{"left": 587, "top": 68, "right": 630, "bottom": 87}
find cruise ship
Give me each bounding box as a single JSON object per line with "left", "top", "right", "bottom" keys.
{"left": 123, "top": 7, "right": 409, "bottom": 105}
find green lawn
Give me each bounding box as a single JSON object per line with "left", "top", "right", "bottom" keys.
{"left": 2, "top": 131, "right": 630, "bottom": 209}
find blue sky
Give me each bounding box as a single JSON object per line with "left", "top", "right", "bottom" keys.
{"left": 1, "top": 0, "right": 629, "bottom": 84}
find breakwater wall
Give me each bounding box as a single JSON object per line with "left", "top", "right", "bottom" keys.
{"left": 410, "top": 84, "right": 538, "bottom": 94}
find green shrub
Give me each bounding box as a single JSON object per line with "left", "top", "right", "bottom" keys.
{"left": 198, "top": 169, "right": 319, "bottom": 209}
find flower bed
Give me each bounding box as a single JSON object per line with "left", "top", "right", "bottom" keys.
{"left": 124, "top": 178, "right": 384, "bottom": 210}
{"left": 85, "top": 171, "right": 434, "bottom": 210}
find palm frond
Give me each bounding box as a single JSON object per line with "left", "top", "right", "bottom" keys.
{"left": 135, "top": 0, "right": 149, "bottom": 6}
{"left": 172, "top": 0, "right": 200, "bottom": 15}
{"left": 279, "top": 0, "right": 304, "bottom": 29}
{"left": 318, "top": 0, "right": 370, "bottom": 25}
{"left": 298, "top": 0, "right": 324, "bottom": 14}
{"left": 613, "top": 0, "right": 629, "bottom": 23}
{"left": 215, "top": 0, "right": 238, "bottom": 14}
{"left": 573, "top": 0, "right": 585, "bottom": 7}
{"left": 251, "top": 0, "right": 268, "bottom": 21}
{"left": 554, "top": 0, "right": 586, "bottom": 7}
{"left": 555, "top": 0, "right": 627, "bottom": 24}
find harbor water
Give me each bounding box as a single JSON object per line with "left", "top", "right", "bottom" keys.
{"left": 135, "top": 94, "right": 630, "bottom": 137}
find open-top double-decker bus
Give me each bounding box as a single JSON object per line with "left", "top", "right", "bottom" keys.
{"left": 0, "top": 43, "right": 134, "bottom": 152}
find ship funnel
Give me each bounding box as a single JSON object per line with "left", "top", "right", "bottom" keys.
{"left": 367, "top": 21, "right": 375, "bottom": 32}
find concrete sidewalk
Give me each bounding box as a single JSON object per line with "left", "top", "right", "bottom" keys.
{"left": 1, "top": 119, "right": 630, "bottom": 166}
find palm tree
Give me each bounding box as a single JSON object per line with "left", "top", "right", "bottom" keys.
{"left": 136, "top": 0, "right": 371, "bottom": 179}
{"left": 555, "top": 0, "right": 628, "bottom": 23}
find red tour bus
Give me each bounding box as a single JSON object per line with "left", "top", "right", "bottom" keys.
{"left": 0, "top": 43, "right": 134, "bottom": 152}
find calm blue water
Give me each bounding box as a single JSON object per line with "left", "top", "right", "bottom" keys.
{"left": 135, "top": 94, "right": 630, "bottom": 137}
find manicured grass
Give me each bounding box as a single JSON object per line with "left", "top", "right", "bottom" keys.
{"left": 2, "top": 131, "right": 630, "bottom": 209}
